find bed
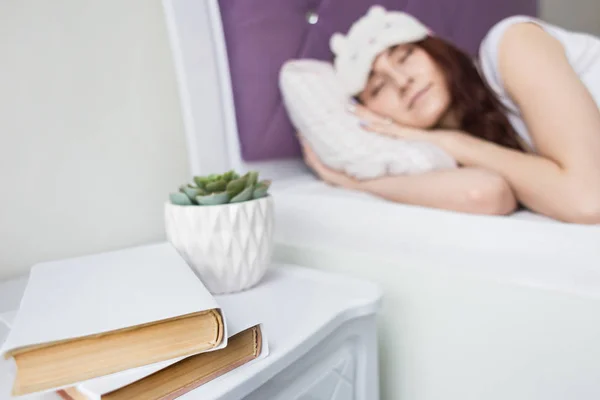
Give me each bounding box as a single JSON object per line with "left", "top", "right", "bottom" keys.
{"left": 161, "top": 1, "right": 600, "bottom": 399}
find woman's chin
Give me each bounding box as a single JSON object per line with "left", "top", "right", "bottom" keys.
{"left": 415, "top": 103, "right": 452, "bottom": 129}
{"left": 413, "top": 112, "right": 445, "bottom": 129}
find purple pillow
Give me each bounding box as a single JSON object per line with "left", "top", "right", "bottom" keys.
{"left": 218, "top": 0, "right": 537, "bottom": 162}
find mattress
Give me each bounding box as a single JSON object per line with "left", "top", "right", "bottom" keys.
{"left": 271, "top": 173, "right": 600, "bottom": 297}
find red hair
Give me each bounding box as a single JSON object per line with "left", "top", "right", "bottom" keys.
{"left": 416, "top": 36, "right": 524, "bottom": 152}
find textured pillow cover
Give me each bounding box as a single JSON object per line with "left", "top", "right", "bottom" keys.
{"left": 279, "top": 59, "right": 457, "bottom": 179}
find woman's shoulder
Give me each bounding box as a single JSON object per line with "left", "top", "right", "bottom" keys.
{"left": 478, "top": 16, "right": 539, "bottom": 74}
{"left": 477, "top": 16, "right": 563, "bottom": 98}
{"left": 481, "top": 15, "right": 541, "bottom": 51}
{"left": 481, "top": 15, "right": 600, "bottom": 68}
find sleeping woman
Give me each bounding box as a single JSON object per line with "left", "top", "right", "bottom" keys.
{"left": 299, "top": 6, "right": 600, "bottom": 224}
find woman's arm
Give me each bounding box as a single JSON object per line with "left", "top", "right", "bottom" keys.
{"left": 445, "top": 23, "right": 600, "bottom": 224}
{"left": 351, "top": 168, "right": 517, "bottom": 215}
{"left": 299, "top": 138, "right": 517, "bottom": 216}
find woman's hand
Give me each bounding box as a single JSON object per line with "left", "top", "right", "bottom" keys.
{"left": 348, "top": 101, "right": 459, "bottom": 151}
{"left": 348, "top": 101, "right": 426, "bottom": 139}
{"left": 298, "top": 136, "right": 361, "bottom": 190}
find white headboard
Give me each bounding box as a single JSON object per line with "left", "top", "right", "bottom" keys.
{"left": 162, "top": 0, "right": 307, "bottom": 180}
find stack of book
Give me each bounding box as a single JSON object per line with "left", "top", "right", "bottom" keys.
{"left": 0, "top": 243, "right": 267, "bottom": 399}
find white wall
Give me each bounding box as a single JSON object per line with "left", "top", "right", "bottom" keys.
{"left": 540, "top": 0, "right": 600, "bottom": 36}
{"left": 1, "top": 0, "right": 599, "bottom": 280}
{"left": 0, "top": 0, "right": 189, "bottom": 279}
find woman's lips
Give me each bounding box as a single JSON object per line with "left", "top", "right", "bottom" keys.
{"left": 408, "top": 83, "right": 432, "bottom": 109}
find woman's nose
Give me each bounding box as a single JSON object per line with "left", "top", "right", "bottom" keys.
{"left": 391, "top": 71, "right": 414, "bottom": 94}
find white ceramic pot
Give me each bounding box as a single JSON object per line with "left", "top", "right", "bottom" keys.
{"left": 164, "top": 195, "right": 274, "bottom": 294}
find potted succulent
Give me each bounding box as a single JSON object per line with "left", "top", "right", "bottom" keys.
{"left": 164, "top": 170, "right": 273, "bottom": 294}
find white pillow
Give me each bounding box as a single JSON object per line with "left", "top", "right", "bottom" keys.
{"left": 279, "top": 59, "right": 457, "bottom": 179}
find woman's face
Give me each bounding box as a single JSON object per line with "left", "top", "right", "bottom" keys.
{"left": 357, "top": 44, "right": 452, "bottom": 129}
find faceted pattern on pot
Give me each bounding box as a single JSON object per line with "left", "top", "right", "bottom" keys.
{"left": 165, "top": 196, "right": 274, "bottom": 294}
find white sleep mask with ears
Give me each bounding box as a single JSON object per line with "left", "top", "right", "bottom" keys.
{"left": 330, "top": 5, "right": 430, "bottom": 96}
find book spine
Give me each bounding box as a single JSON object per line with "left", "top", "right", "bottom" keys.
{"left": 56, "top": 390, "right": 74, "bottom": 400}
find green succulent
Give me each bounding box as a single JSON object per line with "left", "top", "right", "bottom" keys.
{"left": 169, "top": 170, "right": 271, "bottom": 206}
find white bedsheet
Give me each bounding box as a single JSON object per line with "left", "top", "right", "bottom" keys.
{"left": 271, "top": 174, "right": 600, "bottom": 297}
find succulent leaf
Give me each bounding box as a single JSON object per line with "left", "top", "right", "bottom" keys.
{"left": 222, "top": 170, "right": 237, "bottom": 182}
{"left": 193, "top": 176, "right": 210, "bottom": 188}
{"left": 226, "top": 178, "right": 246, "bottom": 197}
{"left": 230, "top": 186, "right": 253, "bottom": 203}
{"left": 252, "top": 180, "right": 271, "bottom": 199}
{"left": 181, "top": 185, "right": 204, "bottom": 200}
{"left": 244, "top": 171, "right": 259, "bottom": 188}
{"left": 170, "top": 192, "right": 193, "bottom": 205}
{"left": 205, "top": 180, "right": 227, "bottom": 193}
{"left": 196, "top": 192, "right": 230, "bottom": 205}
{"left": 252, "top": 188, "right": 267, "bottom": 199}
{"left": 257, "top": 179, "right": 271, "bottom": 189}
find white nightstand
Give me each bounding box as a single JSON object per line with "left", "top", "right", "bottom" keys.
{"left": 0, "top": 264, "right": 382, "bottom": 400}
